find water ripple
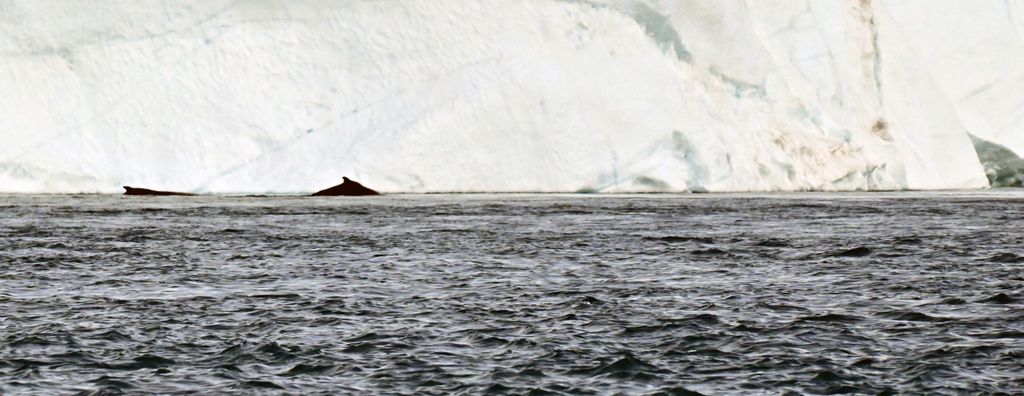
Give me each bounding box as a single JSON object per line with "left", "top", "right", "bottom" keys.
{"left": 0, "top": 193, "right": 1022, "bottom": 394}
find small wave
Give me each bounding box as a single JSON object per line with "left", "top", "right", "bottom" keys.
{"left": 281, "top": 363, "right": 340, "bottom": 376}
{"left": 248, "top": 293, "right": 302, "bottom": 299}
{"left": 986, "top": 253, "right": 1024, "bottom": 263}
{"left": 621, "top": 316, "right": 718, "bottom": 335}
{"left": 345, "top": 332, "right": 394, "bottom": 343}
{"left": 892, "top": 237, "right": 924, "bottom": 245}
{"left": 237, "top": 380, "right": 286, "bottom": 390}
{"left": 568, "top": 352, "right": 668, "bottom": 379}
{"left": 972, "top": 330, "right": 1024, "bottom": 340}
{"left": 755, "top": 238, "right": 790, "bottom": 247}
{"left": 690, "top": 248, "right": 728, "bottom": 255}
{"left": 648, "top": 386, "right": 705, "bottom": 396}
{"left": 570, "top": 296, "right": 606, "bottom": 308}
{"left": 89, "top": 376, "right": 135, "bottom": 390}
{"left": 257, "top": 342, "right": 300, "bottom": 360}
{"left": 517, "top": 368, "right": 545, "bottom": 377}
{"left": 7, "top": 363, "right": 42, "bottom": 380}
{"left": 794, "top": 313, "right": 864, "bottom": 324}
{"left": 48, "top": 351, "right": 98, "bottom": 364}
{"left": 482, "top": 383, "right": 515, "bottom": 394}
{"left": 810, "top": 369, "right": 852, "bottom": 383}
{"left": 876, "top": 311, "right": 952, "bottom": 322}
{"left": 74, "top": 387, "right": 124, "bottom": 396}
{"left": 217, "top": 344, "right": 244, "bottom": 358}
{"left": 645, "top": 236, "right": 714, "bottom": 244}
{"left": 95, "top": 355, "right": 176, "bottom": 370}
{"left": 828, "top": 246, "right": 872, "bottom": 257}
{"left": 938, "top": 297, "right": 967, "bottom": 305}
{"left": 92, "top": 330, "right": 134, "bottom": 342}
{"left": 979, "top": 292, "right": 1016, "bottom": 304}
{"left": 7, "top": 336, "right": 53, "bottom": 347}
{"left": 342, "top": 343, "right": 377, "bottom": 353}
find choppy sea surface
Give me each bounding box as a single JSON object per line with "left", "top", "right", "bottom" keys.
{"left": 1, "top": 192, "right": 1022, "bottom": 395}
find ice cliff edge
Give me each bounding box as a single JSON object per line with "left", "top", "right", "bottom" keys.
{"left": 1, "top": 0, "right": 1020, "bottom": 193}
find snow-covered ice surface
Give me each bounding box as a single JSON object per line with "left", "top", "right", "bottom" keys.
{"left": 0, "top": 0, "right": 1020, "bottom": 193}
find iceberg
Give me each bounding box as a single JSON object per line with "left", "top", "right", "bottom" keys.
{"left": 0, "top": 0, "right": 1019, "bottom": 193}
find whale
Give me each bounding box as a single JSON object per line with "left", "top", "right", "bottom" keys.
{"left": 123, "top": 186, "right": 196, "bottom": 196}
{"left": 311, "top": 177, "right": 381, "bottom": 196}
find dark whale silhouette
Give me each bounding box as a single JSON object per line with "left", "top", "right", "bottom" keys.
{"left": 311, "top": 177, "right": 381, "bottom": 196}
{"left": 123, "top": 186, "right": 196, "bottom": 196}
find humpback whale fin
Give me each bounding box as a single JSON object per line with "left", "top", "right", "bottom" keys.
{"left": 123, "top": 186, "right": 197, "bottom": 196}
{"left": 311, "top": 177, "right": 381, "bottom": 196}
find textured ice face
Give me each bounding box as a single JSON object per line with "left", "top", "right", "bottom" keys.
{"left": 881, "top": 0, "right": 1024, "bottom": 157}
{"left": 0, "top": 0, "right": 1017, "bottom": 193}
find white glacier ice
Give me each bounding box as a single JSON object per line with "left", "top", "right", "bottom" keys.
{"left": 0, "top": 0, "right": 1020, "bottom": 193}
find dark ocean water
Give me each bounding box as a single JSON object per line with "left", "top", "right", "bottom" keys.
{"left": 1, "top": 192, "right": 1022, "bottom": 395}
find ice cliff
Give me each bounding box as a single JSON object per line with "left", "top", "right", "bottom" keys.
{"left": 0, "top": 0, "right": 1021, "bottom": 193}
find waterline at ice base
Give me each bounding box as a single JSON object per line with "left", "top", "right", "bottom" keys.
{"left": 1, "top": 0, "right": 1022, "bottom": 194}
